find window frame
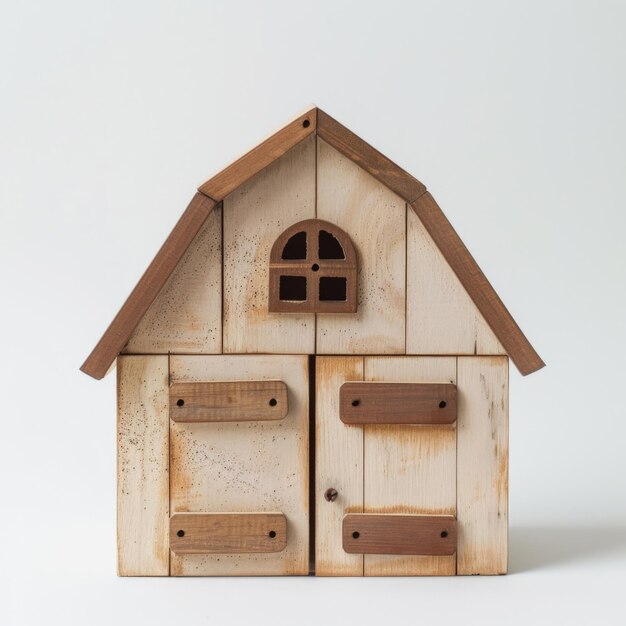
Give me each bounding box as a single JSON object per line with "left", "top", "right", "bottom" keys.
{"left": 269, "top": 219, "right": 358, "bottom": 313}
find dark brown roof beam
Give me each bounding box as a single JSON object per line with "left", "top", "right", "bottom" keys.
{"left": 80, "top": 192, "right": 219, "bottom": 379}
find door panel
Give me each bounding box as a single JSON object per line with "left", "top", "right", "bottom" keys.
{"left": 457, "top": 356, "right": 508, "bottom": 575}
{"left": 363, "top": 357, "right": 456, "bottom": 575}
{"left": 315, "top": 356, "right": 457, "bottom": 576}
{"left": 169, "top": 355, "right": 309, "bottom": 576}
{"left": 315, "top": 357, "right": 364, "bottom": 576}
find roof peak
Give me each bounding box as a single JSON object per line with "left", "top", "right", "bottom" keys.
{"left": 81, "top": 107, "right": 543, "bottom": 379}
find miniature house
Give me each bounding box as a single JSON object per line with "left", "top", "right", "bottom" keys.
{"left": 81, "top": 107, "right": 543, "bottom": 577}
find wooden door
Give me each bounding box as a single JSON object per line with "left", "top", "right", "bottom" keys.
{"left": 315, "top": 356, "right": 457, "bottom": 576}
{"left": 169, "top": 355, "right": 309, "bottom": 576}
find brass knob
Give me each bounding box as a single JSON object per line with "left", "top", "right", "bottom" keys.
{"left": 324, "top": 488, "right": 338, "bottom": 502}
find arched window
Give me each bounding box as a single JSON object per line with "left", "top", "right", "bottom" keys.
{"left": 269, "top": 219, "right": 357, "bottom": 313}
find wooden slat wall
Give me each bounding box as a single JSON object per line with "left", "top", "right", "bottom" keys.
{"left": 315, "top": 356, "right": 364, "bottom": 576}
{"left": 124, "top": 205, "right": 222, "bottom": 354}
{"left": 222, "top": 135, "right": 316, "bottom": 354}
{"left": 316, "top": 138, "right": 406, "bottom": 354}
{"left": 406, "top": 206, "right": 504, "bottom": 355}
{"left": 117, "top": 355, "right": 170, "bottom": 576}
{"left": 169, "top": 355, "right": 309, "bottom": 576}
{"left": 363, "top": 357, "right": 457, "bottom": 576}
{"left": 457, "top": 356, "right": 509, "bottom": 574}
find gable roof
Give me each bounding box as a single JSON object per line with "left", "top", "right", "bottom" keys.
{"left": 81, "top": 106, "right": 544, "bottom": 379}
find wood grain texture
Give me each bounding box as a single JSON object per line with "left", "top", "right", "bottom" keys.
{"left": 199, "top": 108, "right": 316, "bottom": 200}
{"left": 340, "top": 382, "right": 457, "bottom": 425}
{"left": 315, "top": 357, "right": 364, "bottom": 576}
{"left": 410, "top": 193, "right": 544, "bottom": 375}
{"left": 343, "top": 514, "right": 457, "bottom": 556}
{"left": 81, "top": 193, "right": 218, "bottom": 379}
{"left": 169, "top": 380, "right": 288, "bottom": 423}
{"left": 169, "top": 355, "right": 309, "bottom": 576}
{"left": 457, "top": 356, "right": 509, "bottom": 575}
{"left": 316, "top": 138, "right": 406, "bottom": 354}
{"left": 406, "top": 206, "right": 505, "bottom": 355}
{"left": 223, "top": 134, "right": 316, "bottom": 354}
{"left": 124, "top": 204, "right": 222, "bottom": 354}
{"left": 317, "top": 109, "right": 426, "bottom": 203}
{"left": 363, "top": 357, "right": 457, "bottom": 576}
{"left": 170, "top": 513, "right": 287, "bottom": 554}
{"left": 117, "top": 355, "right": 169, "bottom": 576}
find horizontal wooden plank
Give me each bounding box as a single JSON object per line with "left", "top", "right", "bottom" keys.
{"left": 170, "top": 513, "right": 287, "bottom": 554}
{"left": 199, "top": 108, "right": 316, "bottom": 200}
{"left": 339, "top": 382, "right": 457, "bottom": 424}
{"left": 169, "top": 380, "right": 288, "bottom": 423}
{"left": 343, "top": 514, "right": 457, "bottom": 556}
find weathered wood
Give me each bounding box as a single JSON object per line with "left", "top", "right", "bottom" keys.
{"left": 223, "top": 134, "right": 316, "bottom": 354}
{"left": 117, "top": 355, "right": 169, "bottom": 576}
{"left": 169, "top": 380, "right": 288, "bottom": 422}
{"left": 457, "top": 356, "right": 509, "bottom": 575}
{"left": 124, "top": 204, "right": 222, "bottom": 354}
{"left": 316, "top": 138, "right": 406, "bottom": 354}
{"left": 199, "top": 108, "right": 316, "bottom": 200}
{"left": 81, "top": 193, "right": 218, "bottom": 380}
{"left": 343, "top": 514, "right": 457, "bottom": 556}
{"left": 406, "top": 206, "right": 504, "bottom": 355}
{"left": 169, "top": 355, "right": 309, "bottom": 576}
{"left": 316, "top": 109, "right": 426, "bottom": 203}
{"left": 340, "top": 382, "right": 457, "bottom": 424}
{"left": 83, "top": 110, "right": 543, "bottom": 382}
{"left": 315, "top": 357, "right": 364, "bottom": 576}
{"left": 268, "top": 218, "right": 357, "bottom": 313}
{"left": 410, "top": 193, "right": 544, "bottom": 375}
{"left": 363, "top": 356, "right": 456, "bottom": 576}
{"left": 169, "top": 513, "right": 287, "bottom": 554}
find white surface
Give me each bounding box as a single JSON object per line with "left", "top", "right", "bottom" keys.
{"left": 1, "top": 1, "right": 625, "bottom": 624}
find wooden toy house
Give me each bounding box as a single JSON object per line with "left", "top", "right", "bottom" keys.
{"left": 81, "top": 107, "right": 543, "bottom": 577}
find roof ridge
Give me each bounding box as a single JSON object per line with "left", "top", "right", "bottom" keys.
{"left": 81, "top": 107, "right": 543, "bottom": 380}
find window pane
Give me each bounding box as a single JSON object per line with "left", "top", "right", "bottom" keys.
{"left": 279, "top": 275, "right": 307, "bottom": 301}
{"left": 319, "top": 230, "right": 345, "bottom": 259}
{"left": 282, "top": 232, "right": 307, "bottom": 260}
{"left": 319, "top": 276, "right": 347, "bottom": 301}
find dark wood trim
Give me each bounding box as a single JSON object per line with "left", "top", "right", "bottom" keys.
{"left": 198, "top": 108, "right": 317, "bottom": 200}
{"left": 317, "top": 108, "right": 427, "bottom": 203}
{"left": 169, "top": 380, "right": 288, "bottom": 422}
{"left": 339, "top": 382, "right": 457, "bottom": 424}
{"left": 82, "top": 109, "right": 543, "bottom": 380}
{"left": 269, "top": 218, "right": 357, "bottom": 314}
{"left": 342, "top": 514, "right": 457, "bottom": 556}
{"left": 410, "top": 192, "right": 545, "bottom": 376}
{"left": 169, "top": 513, "right": 287, "bottom": 554}
{"left": 80, "top": 193, "right": 218, "bottom": 379}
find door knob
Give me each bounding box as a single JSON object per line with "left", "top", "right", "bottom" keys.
{"left": 324, "top": 488, "right": 338, "bottom": 502}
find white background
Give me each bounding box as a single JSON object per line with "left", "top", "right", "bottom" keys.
{"left": 1, "top": 1, "right": 625, "bottom": 624}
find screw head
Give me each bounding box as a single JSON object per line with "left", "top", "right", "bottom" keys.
{"left": 324, "top": 488, "right": 338, "bottom": 502}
